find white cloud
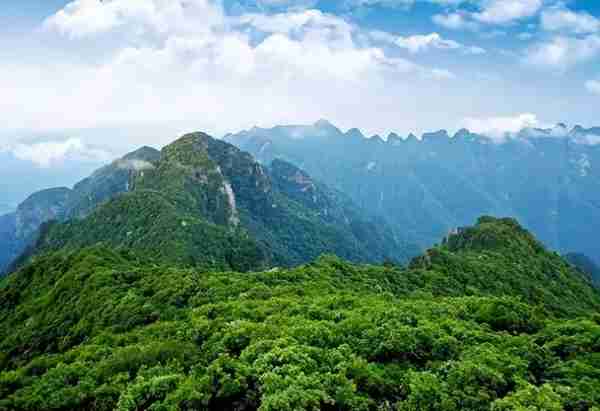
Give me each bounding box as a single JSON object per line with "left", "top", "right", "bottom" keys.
{"left": 586, "top": 79, "right": 600, "bottom": 95}
{"left": 372, "top": 31, "right": 485, "bottom": 54}
{"left": 345, "top": 0, "right": 474, "bottom": 9}
{"left": 433, "top": 0, "right": 542, "bottom": 30}
{"left": 524, "top": 35, "right": 600, "bottom": 70}
{"left": 429, "top": 68, "right": 456, "bottom": 79}
{"left": 473, "top": 0, "right": 542, "bottom": 24}
{"left": 0, "top": 0, "right": 459, "bottom": 139}
{"left": 43, "top": 0, "right": 224, "bottom": 38}
{"left": 344, "top": 0, "right": 414, "bottom": 9}
{"left": 541, "top": 6, "right": 600, "bottom": 34}
{"left": 252, "top": 0, "right": 320, "bottom": 11}
{"left": 432, "top": 12, "right": 479, "bottom": 30}
{"left": 462, "top": 113, "right": 540, "bottom": 138}
{"left": 116, "top": 159, "right": 156, "bottom": 171}
{"left": 9, "top": 138, "right": 112, "bottom": 168}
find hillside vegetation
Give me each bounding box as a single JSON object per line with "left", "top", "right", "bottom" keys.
{"left": 2, "top": 133, "right": 416, "bottom": 275}
{"left": 1, "top": 217, "right": 599, "bottom": 410}
{"left": 19, "top": 133, "right": 417, "bottom": 271}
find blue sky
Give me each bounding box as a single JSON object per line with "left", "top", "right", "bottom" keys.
{"left": 1, "top": 0, "right": 600, "bottom": 163}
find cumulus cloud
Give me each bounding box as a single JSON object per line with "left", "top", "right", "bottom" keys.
{"left": 586, "top": 79, "right": 600, "bottom": 95}
{"left": 43, "top": 0, "right": 224, "bottom": 38}
{"left": 433, "top": 0, "right": 542, "bottom": 30}
{"left": 462, "top": 113, "right": 540, "bottom": 139}
{"left": 541, "top": 6, "right": 600, "bottom": 34}
{"left": 7, "top": 138, "right": 112, "bottom": 168}
{"left": 371, "top": 31, "right": 485, "bottom": 54}
{"left": 472, "top": 0, "right": 542, "bottom": 24}
{"left": 343, "top": 0, "right": 414, "bottom": 9}
{"left": 344, "top": 0, "right": 474, "bottom": 9}
{"left": 524, "top": 35, "right": 600, "bottom": 71}
{"left": 251, "top": 0, "right": 320, "bottom": 11}
{"left": 0, "top": 0, "right": 460, "bottom": 138}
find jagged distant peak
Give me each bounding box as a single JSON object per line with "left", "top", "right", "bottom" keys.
{"left": 313, "top": 118, "right": 336, "bottom": 128}
{"left": 228, "top": 120, "right": 600, "bottom": 148}
{"left": 454, "top": 128, "right": 471, "bottom": 137}
{"left": 571, "top": 125, "right": 585, "bottom": 134}
{"left": 422, "top": 129, "right": 450, "bottom": 141}
{"left": 369, "top": 134, "right": 384, "bottom": 143}
{"left": 387, "top": 132, "right": 403, "bottom": 145}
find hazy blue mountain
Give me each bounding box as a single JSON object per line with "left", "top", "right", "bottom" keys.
{"left": 0, "top": 151, "right": 109, "bottom": 214}
{"left": 0, "top": 147, "right": 162, "bottom": 273}
{"left": 226, "top": 121, "right": 600, "bottom": 264}
{"left": 565, "top": 252, "right": 600, "bottom": 288}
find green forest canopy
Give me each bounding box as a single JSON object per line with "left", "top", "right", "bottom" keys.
{"left": 0, "top": 217, "right": 599, "bottom": 410}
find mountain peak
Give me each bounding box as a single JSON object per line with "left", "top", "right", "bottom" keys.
{"left": 422, "top": 130, "right": 450, "bottom": 142}
{"left": 387, "top": 132, "right": 403, "bottom": 145}
{"left": 161, "top": 132, "right": 218, "bottom": 167}
{"left": 122, "top": 146, "right": 160, "bottom": 162}
{"left": 443, "top": 216, "right": 543, "bottom": 254}
{"left": 406, "top": 133, "right": 418, "bottom": 142}
{"left": 453, "top": 128, "right": 471, "bottom": 139}
{"left": 369, "top": 134, "right": 384, "bottom": 143}
{"left": 168, "top": 131, "right": 213, "bottom": 147}
{"left": 314, "top": 119, "right": 335, "bottom": 128}
{"left": 345, "top": 128, "right": 365, "bottom": 139}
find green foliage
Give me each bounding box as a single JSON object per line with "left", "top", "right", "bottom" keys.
{"left": 1, "top": 217, "right": 600, "bottom": 410}
{"left": 12, "top": 132, "right": 417, "bottom": 275}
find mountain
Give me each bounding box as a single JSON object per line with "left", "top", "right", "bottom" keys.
{"left": 565, "top": 252, "right": 600, "bottom": 288}
{"left": 0, "top": 147, "right": 162, "bottom": 273}
{"left": 410, "top": 216, "right": 600, "bottom": 316}
{"left": 0, "top": 149, "right": 109, "bottom": 216}
{"left": 226, "top": 121, "right": 600, "bottom": 264}
{"left": 2, "top": 132, "right": 415, "bottom": 274}
{"left": 1, "top": 217, "right": 599, "bottom": 410}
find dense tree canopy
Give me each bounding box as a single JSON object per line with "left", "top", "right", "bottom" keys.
{"left": 1, "top": 217, "right": 599, "bottom": 410}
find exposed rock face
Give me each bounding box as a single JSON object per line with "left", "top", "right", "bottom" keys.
{"left": 270, "top": 159, "right": 319, "bottom": 206}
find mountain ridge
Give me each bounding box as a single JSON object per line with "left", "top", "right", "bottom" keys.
{"left": 225, "top": 120, "right": 600, "bottom": 264}
{"left": 1, "top": 132, "right": 417, "bottom": 275}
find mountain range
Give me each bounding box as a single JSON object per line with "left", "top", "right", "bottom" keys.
{"left": 226, "top": 120, "right": 600, "bottom": 265}
{"left": 0, "top": 132, "right": 416, "bottom": 274}
{"left": 1, "top": 128, "right": 600, "bottom": 410}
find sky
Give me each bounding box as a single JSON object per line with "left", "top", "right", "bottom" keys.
{"left": 1, "top": 0, "right": 600, "bottom": 167}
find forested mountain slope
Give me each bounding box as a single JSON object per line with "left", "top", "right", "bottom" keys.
{"left": 6, "top": 132, "right": 415, "bottom": 273}
{"left": 0, "top": 217, "right": 599, "bottom": 410}
{"left": 226, "top": 121, "right": 600, "bottom": 264}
